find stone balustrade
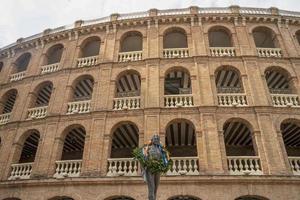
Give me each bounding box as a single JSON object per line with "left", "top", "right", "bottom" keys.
{"left": 10, "top": 71, "right": 25, "bottom": 82}
{"left": 164, "top": 94, "right": 194, "bottom": 107}
{"left": 107, "top": 158, "right": 138, "bottom": 176}
{"left": 227, "top": 156, "right": 263, "bottom": 175}
{"left": 257, "top": 48, "right": 282, "bottom": 58}
{"left": 77, "top": 56, "right": 98, "bottom": 67}
{"left": 0, "top": 113, "right": 11, "bottom": 125}
{"left": 113, "top": 96, "right": 141, "bottom": 110}
{"left": 8, "top": 163, "right": 33, "bottom": 180}
{"left": 167, "top": 157, "right": 199, "bottom": 176}
{"left": 27, "top": 106, "right": 48, "bottom": 119}
{"left": 271, "top": 94, "right": 300, "bottom": 107}
{"left": 289, "top": 157, "right": 300, "bottom": 175}
{"left": 210, "top": 47, "right": 236, "bottom": 57}
{"left": 41, "top": 63, "right": 60, "bottom": 74}
{"left": 163, "top": 48, "right": 189, "bottom": 58}
{"left": 217, "top": 93, "right": 248, "bottom": 106}
{"left": 53, "top": 160, "right": 82, "bottom": 178}
{"left": 158, "top": 8, "right": 190, "bottom": 16}
{"left": 118, "top": 51, "right": 142, "bottom": 62}
{"left": 67, "top": 100, "right": 91, "bottom": 114}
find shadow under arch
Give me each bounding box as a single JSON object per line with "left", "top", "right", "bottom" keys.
{"left": 48, "top": 196, "right": 74, "bottom": 200}
{"left": 168, "top": 195, "right": 202, "bottom": 200}
{"left": 235, "top": 195, "right": 270, "bottom": 200}
{"left": 119, "top": 31, "right": 143, "bottom": 52}
{"left": 104, "top": 196, "right": 135, "bottom": 200}
{"left": 163, "top": 26, "right": 188, "bottom": 49}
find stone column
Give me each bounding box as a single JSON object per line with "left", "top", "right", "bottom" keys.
{"left": 145, "top": 60, "right": 160, "bottom": 108}
{"left": 234, "top": 24, "right": 256, "bottom": 56}
{"left": 95, "top": 66, "right": 113, "bottom": 110}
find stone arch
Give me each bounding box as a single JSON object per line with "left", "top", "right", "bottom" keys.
{"left": 17, "top": 129, "right": 41, "bottom": 163}
{"left": 120, "top": 31, "right": 143, "bottom": 52}
{"left": 164, "top": 66, "right": 191, "bottom": 95}
{"left": 48, "top": 196, "right": 75, "bottom": 200}
{"left": 0, "top": 89, "right": 18, "bottom": 114}
{"left": 79, "top": 36, "right": 101, "bottom": 58}
{"left": 70, "top": 74, "right": 95, "bottom": 101}
{"left": 235, "top": 195, "right": 269, "bottom": 200}
{"left": 214, "top": 65, "right": 244, "bottom": 93}
{"left": 30, "top": 81, "right": 53, "bottom": 107}
{"left": 163, "top": 27, "right": 188, "bottom": 49}
{"left": 168, "top": 195, "right": 201, "bottom": 200}
{"left": 104, "top": 196, "right": 135, "bottom": 200}
{"left": 45, "top": 43, "right": 64, "bottom": 65}
{"left": 264, "top": 66, "right": 294, "bottom": 94}
{"left": 280, "top": 118, "right": 300, "bottom": 157}
{"left": 208, "top": 25, "right": 233, "bottom": 47}
{"left": 115, "top": 69, "right": 141, "bottom": 98}
{"left": 2, "top": 198, "right": 22, "bottom": 200}
{"left": 13, "top": 52, "right": 31, "bottom": 73}
{"left": 252, "top": 26, "right": 279, "bottom": 48}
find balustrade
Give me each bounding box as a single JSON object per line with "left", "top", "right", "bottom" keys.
{"left": 163, "top": 48, "right": 189, "bottom": 58}
{"left": 8, "top": 163, "right": 33, "bottom": 180}
{"left": 67, "top": 100, "right": 91, "bottom": 114}
{"left": 10, "top": 71, "right": 25, "bottom": 82}
{"left": 107, "top": 158, "right": 138, "bottom": 176}
{"left": 217, "top": 93, "right": 248, "bottom": 106}
{"left": 53, "top": 160, "right": 82, "bottom": 178}
{"left": 27, "top": 106, "right": 48, "bottom": 119}
{"left": 257, "top": 48, "right": 282, "bottom": 58}
{"left": 41, "top": 63, "right": 59, "bottom": 74}
{"left": 289, "top": 157, "right": 300, "bottom": 175}
{"left": 210, "top": 47, "right": 236, "bottom": 57}
{"left": 113, "top": 96, "right": 141, "bottom": 110}
{"left": 271, "top": 94, "right": 300, "bottom": 107}
{"left": 77, "top": 56, "right": 98, "bottom": 67}
{"left": 166, "top": 157, "right": 199, "bottom": 176}
{"left": 227, "top": 156, "right": 263, "bottom": 175}
{"left": 0, "top": 113, "right": 10, "bottom": 125}
{"left": 164, "top": 94, "right": 194, "bottom": 107}
{"left": 118, "top": 51, "right": 142, "bottom": 62}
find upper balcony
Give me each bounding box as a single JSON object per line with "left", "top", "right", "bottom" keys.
{"left": 40, "top": 44, "right": 64, "bottom": 74}
{"left": 77, "top": 37, "right": 100, "bottom": 68}
{"left": 118, "top": 31, "right": 143, "bottom": 62}
{"left": 9, "top": 53, "right": 31, "bottom": 82}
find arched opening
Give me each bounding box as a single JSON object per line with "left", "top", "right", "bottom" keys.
{"left": 107, "top": 122, "right": 139, "bottom": 176}
{"left": 45, "top": 44, "right": 64, "bottom": 65}
{"left": 168, "top": 195, "right": 201, "bottom": 200}
{"left": 223, "top": 119, "right": 262, "bottom": 175}
{"left": 235, "top": 195, "right": 269, "bottom": 200}
{"left": 114, "top": 70, "right": 141, "bottom": 110}
{"left": 48, "top": 196, "right": 74, "bottom": 200}
{"left": 0, "top": 89, "right": 17, "bottom": 114}
{"left": 2, "top": 198, "right": 22, "bottom": 200}
{"left": 163, "top": 28, "right": 188, "bottom": 58}
{"left": 165, "top": 119, "right": 199, "bottom": 175}
{"left": 120, "top": 32, "right": 143, "bottom": 52}
{"left": 0, "top": 62, "right": 3, "bottom": 72}
{"left": 19, "top": 130, "right": 40, "bottom": 163}
{"left": 164, "top": 68, "right": 193, "bottom": 107}
{"left": 296, "top": 30, "right": 300, "bottom": 46}
{"left": 253, "top": 27, "right": 278, "bottom": 48}
{"left": 105, "top": 196, "right": 135, "bottom": 200}
{"left": 31, "top": 82, "right": 53, "bottom": 107}
{"left": 14, "top": 53, "right": 31, "bottom": 73}
{"left": 80, "top": 36, "right": 100, "bottom": 58}
{"left": 209, "top": 26, "right": 232, "bottom": 47}
{"left": 280, "top": 119, "right": 300, "bottom": 174}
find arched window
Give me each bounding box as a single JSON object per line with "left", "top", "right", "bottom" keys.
{"left": 280, "top": 120, "right": 300, "bottom": 157}
{"left": 31, "top": 82, "right": 53, "bottom": 107}
{"left": 46, "top": 44, "right": 64, "bottom": 65}
{"left": 163, "top": 28, "right": 188, "bottom": 49}
{"left": 120, "top": 32, "right": 143, "bottom": 52}
{"left": 71, "top": 76, "right": 94, "bottom": 101}
{"left": 80, "top": 37, "right": 100, "bottom": 58}
{"left": 0, "top": 89, "right": 17, "bottom": 114}
{"left": 19, "top": 130, "right": 40, "bottom": 163}
{"left": 168, "top": 195, "right": 201, "bottom": 200}
{"left": 209, "top": 26, "right": 232, "bottom": 47}
{"left": 215, "top": 66, "right": 243, "bottom": 93}
{"left": 14, "top": 53, "right": 31, "bottom": 73}
{"left": 164, "top": 68, "right": 191, "bottom": 95}
{"left": 264, "top": 67, "right": 292, "bottom": 94}
{"left": 253, "top": 27, "right": 278, "bottom": 48}
{"left": 235, "top": 195, "right": 269, "bottom": 200}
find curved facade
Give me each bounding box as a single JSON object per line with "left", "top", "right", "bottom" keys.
{"left": 0, "top": 5, "right": 300, "bottom": 200}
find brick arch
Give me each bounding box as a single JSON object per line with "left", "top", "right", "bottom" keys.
{"left": 60, "top": 123, "right": 86, "bottom": 141}
{"left": 160, "top": 25, "right": 190, "bottom": 36}
{"left": 204, "top": 23, "right": 236, "bottom": 34}
{"left": 217, "top": 115, "right": 259, "bottom": 133}
{"left": 13, "top": 52, "right": 31, "bottom": 73}
{"left": 264, "top": 65, "right": 294, "bottom": 78}
{"left": 223, "top": 117, "right": 254, "bottom": 133}
{"left": 164, "top": 66, "right": 191, "bottom": 77}
{"left": 119, "top": 30, "right": 143, "bottom": 52}
{"left": 167, "top": 195, "right": 202, "bottom": 200}
{"left": 78, "top": 36, "right": 101, "bottom": 58}
{"left": 162, "top": 26, "right": 189, "bottom": 49}
{"left": 44, "top": 43, "right": 64, "bottom": 65}
{"left": 48, "top": 196, "right": 75, "bottom": 200}
{"left": 249, "top": 24, "right": 279, "bottom": 35}
{"left": 103, "top": 195, "right": 135, "bottom": 200}
{"left": 71, "top": 74, "right": 95, "bottom": 87}
{"left": 235, "top": 195, "right": 270, "bottom": 200}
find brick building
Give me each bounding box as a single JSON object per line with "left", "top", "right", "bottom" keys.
{"left": 0, "top": 5, "right": 300, "bottom": 200}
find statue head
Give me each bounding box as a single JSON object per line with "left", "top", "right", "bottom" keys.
{"left": 151, "top": 134, "right": 160, "bottom": 145}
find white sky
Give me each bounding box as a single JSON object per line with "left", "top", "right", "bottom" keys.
{"left": 0, "top": 0, "right": 299, "bottom": 47}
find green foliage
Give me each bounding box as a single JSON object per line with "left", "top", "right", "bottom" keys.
{"left": 132, "top": 147, "right": 173, "bottom": 174}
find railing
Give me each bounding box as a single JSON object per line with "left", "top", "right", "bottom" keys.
{"left": 27, "top": 106, "right": 48, "bottom": 119}
{"left": 0, "top": 113, "right": 10, "bottom": 125}
{"left": 167, "top": 157, "right": 199, "bottom": 176}
{"left": 227, "top": 156, "right": 263, "bottom": 175}
{"left": 41, "top": 63, "right": 60, "bottom": 74}
{"left": 210, "top": 47, "right": 236, "bottom": 57}
{"left": 271, "top": 94, "right": 300, "bottom": 107}
{"left": 119, "top": 11, "right": 149, "bottom": 20}
{"left": 118, "top": 51, "right": 142, "bottom": 62}
{"left": 158, "top": 8, "right": 190, "bottom": 16}
{"left": 163, "top": 48, "right": 189, "bottom": 58}
{"left": 199, "top": 7, "right": 231, "bottom": 14}
{"left": 107, "top": 158, "right": 138, "bottom": 176}
{"left": 217, "top": 93, "right": 248, "bottom": 107}
{"left": 164, "top": 94, "right": 194, "bottom": 107}
{"left": 289, "top": 157, "right": 300, "bottom": 175}
{"left": 53, "top": 160, "right": 82, "bottom": 178}
{"left": 67, "top": 100, "right": 91, "bottom": 114}
{"left": 10, "top": 71, "right": 25, "bottom": 82}
{"left": 256, "top": 48, "right": 282, "bottom": 58}
{"left": 113, "top": 96, "right": 141, "bottom": 110}
{"left": 240, "top": 7, "right": 271, "bottom": 15}
{"left": 8, "top": 163, "right": 33, "bottom": 180}
{"left": 77, "top": 56, "right": 98, "bottom": 67}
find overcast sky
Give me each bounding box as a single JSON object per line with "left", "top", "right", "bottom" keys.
{"left": 0, "top": 0, "right": 299, "bottom": 48}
